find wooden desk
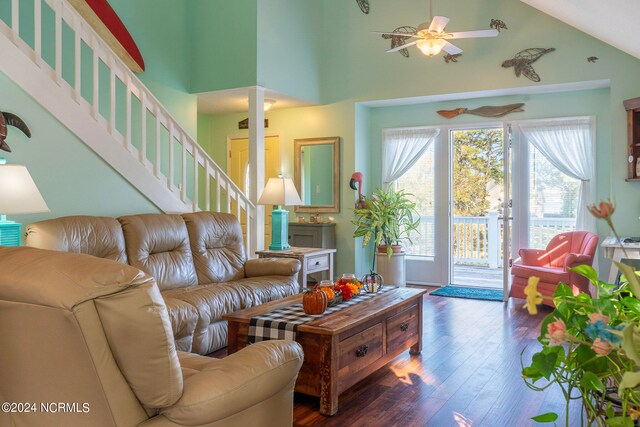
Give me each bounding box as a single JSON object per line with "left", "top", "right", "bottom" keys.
{"left": 255, "top": 247, "right": 336, "bottom": 291}
{"left": 601, "top": 236, "right": 640, "bottom": 283}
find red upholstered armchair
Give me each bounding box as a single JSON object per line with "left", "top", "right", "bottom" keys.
{"left": 510, "top": 231, "right": 599, "bottom": 306}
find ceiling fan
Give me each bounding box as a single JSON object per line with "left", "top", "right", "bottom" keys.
{"left": 372, "top": 0, "right": 499, "bottom": 57}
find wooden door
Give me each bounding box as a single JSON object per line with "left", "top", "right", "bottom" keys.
{"left": 229, "top": 136, "right": 280, "bottom": 246}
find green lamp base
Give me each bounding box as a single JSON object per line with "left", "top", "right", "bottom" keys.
{"left": 269, "top": 207, "right": 291, "bottom": 251}
{"left": 0, "top": 215, "right": 21, "bottom": 246}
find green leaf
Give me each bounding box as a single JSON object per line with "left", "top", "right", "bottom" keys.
{"left": 531, "top": 351, "right": 558, "bottom": 380}
{"left": 531, "top": 412, "right": 558, "bottom": 423}
{"left": 554, "top": 283, "right": 573, "bottom": 298}
{"left": 570, "top": 264, "right": 599, "bottom": 284}
{"left": 604, "top": 416, "right": 634, "bottom": 427}
{"left": 615, "top": 261, "right": 640, "bottom": 298}
{"left": 619, "top": 371, "right": 640, "bottom": 392}
{"left": 622, "top": 324, "right": 640, "bottom": 366}
{"left": 580, "top": 371, "right": 605, "bottom": 391}
{"left": 522, "top": 366, "right": 542, "bottom": 381}
{"left": 620, "top": 297, "right": 640, "bottom": 316}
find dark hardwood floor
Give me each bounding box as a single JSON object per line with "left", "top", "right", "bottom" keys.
{"left": 213, "top": 290, "right": 583, "bottom": 426}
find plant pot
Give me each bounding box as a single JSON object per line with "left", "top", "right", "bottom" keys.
{"left": 377, "top": 244, "right": 403, "bottom": 254}
{"left": 376, "top": 252, "right": 406, "bottom": 287}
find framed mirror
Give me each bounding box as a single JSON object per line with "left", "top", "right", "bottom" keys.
{"left": 294, "top": 137, "right": 340, "bottom": 213}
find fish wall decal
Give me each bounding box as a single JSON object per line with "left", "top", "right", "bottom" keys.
{"left": 437, "top": 103, "right": 525, "bottom": 119}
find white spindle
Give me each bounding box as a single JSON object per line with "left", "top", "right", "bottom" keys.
{"left": 246, "top": 213, "right": 252, "bottom": 255}
{"left": 154, "top": 113, "right": 161, "bottom": 178}
{"left": 108, "top": 61, "right": 115, "bottom": 133}
{"left": 73, "top": 21, "right": 81, "bottom": 101}
{"left": 205, "top": 163, "right": 211, "bottom": 211}
{"left": 34, "top": 0, "right": 42, "bottom": 58}
{"left": 11, "top": 0, "right": 19, "bottom": 41}
{"left": 91, "top": 44, "right": 99, "bottom": 118}
{"left": 226, "top": 187, "right": 231, "bottom": 213}
{"left": 180, "top": 137, "right": 187, "bottom": 202}
{"left": 139, "top": 91, "right": 146, "bottom": 161}
{"left": 125, "top": 81, "right": 131, "bottom": 150}
{"left": 168, "top": 125, "right": 175, "bottom": 189}
{"left": 193, "top": 153, "right": 199, "bottom": 211}
{"left": 54, "top": 6, "right": 62, "bottom": 83}
{"left": 215, "top": 173, "right": 221, "bottom": 211}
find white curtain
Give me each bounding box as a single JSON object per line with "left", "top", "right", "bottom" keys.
{"left": 382, "top": 127, "right": 440, "bottom": 187}
{"left": 518, "top": 117, "right": 595, "bottom": 232}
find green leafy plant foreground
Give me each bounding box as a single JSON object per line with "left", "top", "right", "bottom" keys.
{"left": 522, "top": 263, "right": 640, "bottom": 426}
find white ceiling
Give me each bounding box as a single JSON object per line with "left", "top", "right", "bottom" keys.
{"left": 520, "top": 0, "right": 640, "bottom": 60}
{"left": 196, "top": 86, "right": 316, "bottom": 115}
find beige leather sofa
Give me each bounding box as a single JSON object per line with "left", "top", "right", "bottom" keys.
{"left": 25, "top": 212, "right": 301, "bottom": 355}
{"left": 0, "top": 247, "right": 303, "bottom": 427}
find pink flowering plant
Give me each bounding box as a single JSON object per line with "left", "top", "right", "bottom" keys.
{"left": 522, "top": 200, "right": 640, "bottom": 425}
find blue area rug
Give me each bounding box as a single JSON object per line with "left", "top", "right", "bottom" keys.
{"left": 430, "top": 285, "right": 504, "bottom": 301}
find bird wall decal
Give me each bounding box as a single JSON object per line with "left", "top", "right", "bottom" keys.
{"left": 0, "top": 111, "right": 31, "bottom": 152}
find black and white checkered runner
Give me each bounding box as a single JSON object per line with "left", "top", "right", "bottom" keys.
{"left": 248, "top": 287, "right": 395, "bottom": 344}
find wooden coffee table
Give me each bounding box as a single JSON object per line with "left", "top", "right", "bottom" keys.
{"left": 223, "top": 287, "right": 426, "bottom": 415}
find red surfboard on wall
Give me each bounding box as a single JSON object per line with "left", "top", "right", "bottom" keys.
{"left": 68, "top": 0, "right": 145, "bottom": 73}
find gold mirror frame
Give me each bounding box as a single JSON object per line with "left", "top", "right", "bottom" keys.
{"left": 294, "top": 137, "right": 340, "bottom": 213}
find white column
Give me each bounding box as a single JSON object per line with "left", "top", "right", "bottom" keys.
{"left": 248, "top": 86, "right": 265, "bottom": 253}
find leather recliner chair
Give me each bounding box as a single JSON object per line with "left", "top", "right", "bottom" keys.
{"left": 0, "top": 247, "right": 303, "bottom": 427}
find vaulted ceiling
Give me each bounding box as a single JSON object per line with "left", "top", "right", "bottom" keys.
{"left": 520, "top": 0, "right": 640, "bottom": 60}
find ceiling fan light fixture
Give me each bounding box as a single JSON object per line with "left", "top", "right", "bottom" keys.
{"left": 416, "top": 38, "right": 446, "bottom": 56}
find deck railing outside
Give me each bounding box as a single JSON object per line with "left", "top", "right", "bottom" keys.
{"left": 406, "top": 213, "right": 575, "bottom": 267}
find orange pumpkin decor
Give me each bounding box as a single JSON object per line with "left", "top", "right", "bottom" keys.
{"left": 302, "top": 286, "right": 328, "bottom": 315}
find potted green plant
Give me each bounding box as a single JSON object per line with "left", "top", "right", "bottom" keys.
{"left": 352, "top": 186, "right": 420, "bottom": 287}
{"left": 352, "top": 186, "right": 420, "bottom": 257}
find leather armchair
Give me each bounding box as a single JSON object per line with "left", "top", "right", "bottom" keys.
{"left": 0, "top": 247, "right": 303, "bottom": 427}
{"left": 510, "top": 231, "right": 599, "bottom": 306}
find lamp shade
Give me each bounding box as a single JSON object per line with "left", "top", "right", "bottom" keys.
{"left": 257, "top": 176, "right": 303, "bottom": 206}
{"left": 0, "top": 165, "right": 49, "bottom": 214}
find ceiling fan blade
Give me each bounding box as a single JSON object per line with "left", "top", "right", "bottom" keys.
{"left": 442, "top": 41, "right": 463, "bottom": 55}
{"left": 429, "top": 16, "right": 449, "bottom": 33}
{"left": 447, "top": 29, "right": 499, "bottom": 39}
{"left": 371, "top": 31, "right": 419, "bottom": 38}
{"left": 387, "top": 40, "right": 418, "bottom": 53}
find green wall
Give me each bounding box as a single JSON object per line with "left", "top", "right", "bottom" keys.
{"left": 189, "top": 0, "right": 258, "bottom": 93}
{"left": 256, "top": 0, "right": 322, "bottom": 103}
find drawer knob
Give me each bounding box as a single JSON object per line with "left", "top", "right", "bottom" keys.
{"left": 315, "top": 261, "right": 320, "bottom": 265}
{"left": 355, "top": 345, "right": 369, "bottom": 358}
{"left": 400, "top": 322, "right": 409, "bottom": 332}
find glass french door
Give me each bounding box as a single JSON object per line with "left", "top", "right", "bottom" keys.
{"left": 447, "top": 125, "right": 511, "bottom": 299}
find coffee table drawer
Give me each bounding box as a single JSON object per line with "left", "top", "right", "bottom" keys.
{"left": 338, "top": 323, "right": 383, "bottom": 377}
{"left": 386, "top": 304, "right": 419, "bottom": 353}
{"left": 306, "top": 254, "right": 329, "bottom": 273}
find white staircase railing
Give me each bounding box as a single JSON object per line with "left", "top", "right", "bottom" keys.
{"left": 0, "top": 0, "right": 257, "bottom": 255}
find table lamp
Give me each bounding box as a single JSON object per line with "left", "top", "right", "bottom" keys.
{"left": 0, "top": 164, "right": 49, "bottom": 246}
{"left": 258, "top": 175, "right": 303, "bottom": 250}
